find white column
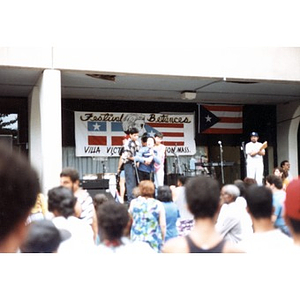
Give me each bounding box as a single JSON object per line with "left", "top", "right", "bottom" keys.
{"left": 29, "top": 69, "right": 62, "bottom": 195}
{"left": 277, "top": 102, "right": 299, "bottom": 178}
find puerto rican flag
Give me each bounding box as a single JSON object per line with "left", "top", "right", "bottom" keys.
{"left": 199, "top": 104, "right": 243, "bottom": 134}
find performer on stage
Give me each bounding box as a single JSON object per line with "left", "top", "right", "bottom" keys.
{"left": 245, "top": 132, "right": 266, "bottom": 185}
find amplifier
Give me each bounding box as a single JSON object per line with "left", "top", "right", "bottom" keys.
{"left": 80, "top": 179, "right": 109, "bottom": 190}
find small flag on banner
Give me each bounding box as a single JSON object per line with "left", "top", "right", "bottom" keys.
{"left": 88, "top": 121, "right": 125, "bottom": 146}
{"left": 199, "top": 105, "right": 243, "bottom": 134}
{"left": 145, "top": 122, "right": 185, "bottom": 146}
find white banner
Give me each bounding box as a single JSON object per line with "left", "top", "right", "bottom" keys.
{"left": 74, "top": 112, "right": 196, "bottom": 157}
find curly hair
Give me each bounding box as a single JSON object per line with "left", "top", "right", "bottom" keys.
{"left": 48, "top": 186, "right": 77, "bottom": 218}
{"left": 97, "top": 201, "right": 129, "bottom": 240}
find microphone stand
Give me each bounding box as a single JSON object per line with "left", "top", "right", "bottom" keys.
{"left": 219, "top": 141, "right": 224, "bottom": 184}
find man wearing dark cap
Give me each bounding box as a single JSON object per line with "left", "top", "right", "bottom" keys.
{"left": 245, "top": 132, "right": 265, "bottom": 185}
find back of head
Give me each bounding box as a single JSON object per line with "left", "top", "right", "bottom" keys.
{"left": 266, "top": 174, "right": 283, "bottom": 189}
{"left": 139, "top": 180, "right": 155, "bottom": 198}
{"left": 245, "top": 185, "right": 273, "bottom": 219}
{"left": 93, "top": 193, "right": 109, "bottom": 212}
{"left": 20, "top": 219, "right": 70, "bottom": 253}
{"left": 185, "top": 176, "right": 220, "bottom": 219}
{"left": 157, "top": 185, "right": 173, "bottom": 202}
{"left": 234, "top": 179, "right": 246, "bottom": 197}
{"left": 97, "top": 201, "right": 129, "bottom": 241}
{"left": 48, "top": 186, "right": 77, "bottom": 218}
{"left": 60, "top": 167, "right": 79, "bottom": 183}
{"left": 0, "top": 142, "right": 40, "bottom": 243}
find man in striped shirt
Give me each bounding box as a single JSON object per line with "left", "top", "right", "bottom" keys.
{"left": 60, "top": 167, "right": 98, "bottom": 241}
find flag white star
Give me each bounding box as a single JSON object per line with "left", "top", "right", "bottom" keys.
{"left": 205, "top": 115, "right": 212, "bottom": 122}
{"left": 93, "top": 123, "right": 101, "bottom": 130}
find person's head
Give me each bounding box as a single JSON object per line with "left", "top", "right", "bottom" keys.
{"left": 245, "top": 185, "right": 273, "bottom": 219}
{"left": 93, "top": 193, "right": 109, "bottom": 212}
{"left": 48, "top": 186, "right": 77, "bottom": 218}
{"left": 154, "top": 132, "right": 163, "bottom": 145}
{"left": 177, "top": 176, "right": 188, "bottom": 187}
{"left": 138, "top": 180, "right": 155, "bottom": 198}
{"left": 0, "top": 142, "right": 40, "bottom": 252}
{"left": 234, "top": 179, "right": 246, "bottom": 197}
{"left": 60, "top": 167, "right": 80, "bottom": 192}
{"left": 280, "top": 160, "right": 290, "bottom": 172}
{"left": 20, "top": 219, "right": 71, "bottom": 253}
{"left": 273, "top": 167, "right": 283, "bottom": 177}
{"left": 146, "top": 136, "right": 155, "bottom": 148}
{"left": 128, "top": 127, "right": 139, "bottom": 142}
{"left": 250, "top": 131, "right": 259, "bottom": 143}
{"left": 266, "top": 174, "right": 283, "bottom": 190}
{"left": 185, "top": 176, "right": 220, "bottom": 219}
{"left": 157, "top": 185, "right": 173, "bottom": 203}
{"left": 97, "top": 201, "right": 129, "bottom": 241}
{"left": 243, "top": 177, "right": 257, "bottom": 188}
{"left": 284, "top": 178, "right": 300, "bottom": 235}
{"left": 141, "top": 132, "right": 149, "bottom": 145}
{"left": 220, "top": 184, "right": 240, "bottom": 204}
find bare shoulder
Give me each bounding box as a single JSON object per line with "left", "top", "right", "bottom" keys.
{"left": 162, "top": 236, "right": 189, "bottom": 253}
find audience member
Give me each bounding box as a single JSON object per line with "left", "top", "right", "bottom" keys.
{"left": 234, "top": 180, "right": 254, "bottom": 239}
{"left": 266, "top": 174, "right": 290, "bottom": 236}
{"left": 0, "top": 142, "right": 40, "bottom": 253}
{"left": 121, "top": 127, "right": 140, "bottom": 203}
{"left": 280, "top": 160, "right": 293, "bottom": 182}
{"left": 157, "top": 185, "right": 180, "bottom": 241}
{"left": 215, "top": 184, "right": 246, "bottom": 243}
{"left": 128, "top": 180, "right": 166, "bottom": 252}
{"left": 97, "top": 201, "right": 154, "bottom": 253}
{"left": 93, "top": 193, "right": 109, "bottom": 244}
{"left": 20, "top": 219, "right": 71, "bottom": 253}
{"left": 238, "top": 185, "right": 292, "bottom": 253}
{"left": 163, "top": 176, "right": 242, "bottom": 253}
{"left": 273, "top": 167, "right": 289, "bottom": 190}
{"left": 60, "top": 167, "right": 98, "bottom": 240}
{"left": 154, "top": 132, "right": 166, "bottom": 188}
{"left": 27, "top": 193, "right": 47, "bottom": 224}
{"left": 48, "top": 186, "right": 95, "bottom": 252}
{"left": 171, "top": 176, "right": 194, "bottom": 236}
{"left": 284, "top": 178, "right": 300, "bottom": 249}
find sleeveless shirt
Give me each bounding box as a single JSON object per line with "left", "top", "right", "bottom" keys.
{"left": 185, "top": 235, "right": 226, "bottom": 253}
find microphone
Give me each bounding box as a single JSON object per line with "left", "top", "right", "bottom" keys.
{"left": 218, "top": 141, "right": 222, "bottom": 146}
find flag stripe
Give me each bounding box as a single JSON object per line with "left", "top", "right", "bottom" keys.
{"left": 203, "top": 128, "right": 243, "bottom": 134}
{"left": 163, "top": 141, "right": 185, "bottom": 146}
{"left": 204, "top": 105, "right": 242, "bottom": 112}
{"left": 146, "top": 122, "right": 184, "bottom": 128}
{"left": 88, "top": 136, "right": 107, "bottom": 145}
{"left": 212, "top": 111, "right": 242, "bottom": 118}
{"left": 161, "top": 132, "right": 184, "bottom": 137}
{"left": 219, "top": 117, "right": 243, "bottom": 123}
{"left": 211, "top": 123, "right": 242, "bottom": 129}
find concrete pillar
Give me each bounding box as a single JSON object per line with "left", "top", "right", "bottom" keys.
{"left": 29, "top": 69, "right": 62, "bottom": 195}
{"left": 277, "top": 102, "right": 300, "bottom": 178}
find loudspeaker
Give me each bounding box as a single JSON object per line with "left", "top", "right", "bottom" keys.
{"left": 167, "top": 173, "right": 182, "bottom": 186}
{"left": 80, "top": 179, "right": 109, "bottom": 190}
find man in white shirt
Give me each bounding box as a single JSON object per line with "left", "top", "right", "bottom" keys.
{"left": 238, "top": 185, "right": 292, "bottom": 253}
{"left": 245, "top": 132, "right": 265, "bottom": 185}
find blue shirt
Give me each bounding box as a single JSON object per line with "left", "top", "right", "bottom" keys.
{"left": 162, "top": 201, "right": 180, "bottom": 241}
{"left": 273, "top": 190, "right": 286, "bottom": 228}
{"left": 135, "top": 146, "right": 160, "bottom": 173}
